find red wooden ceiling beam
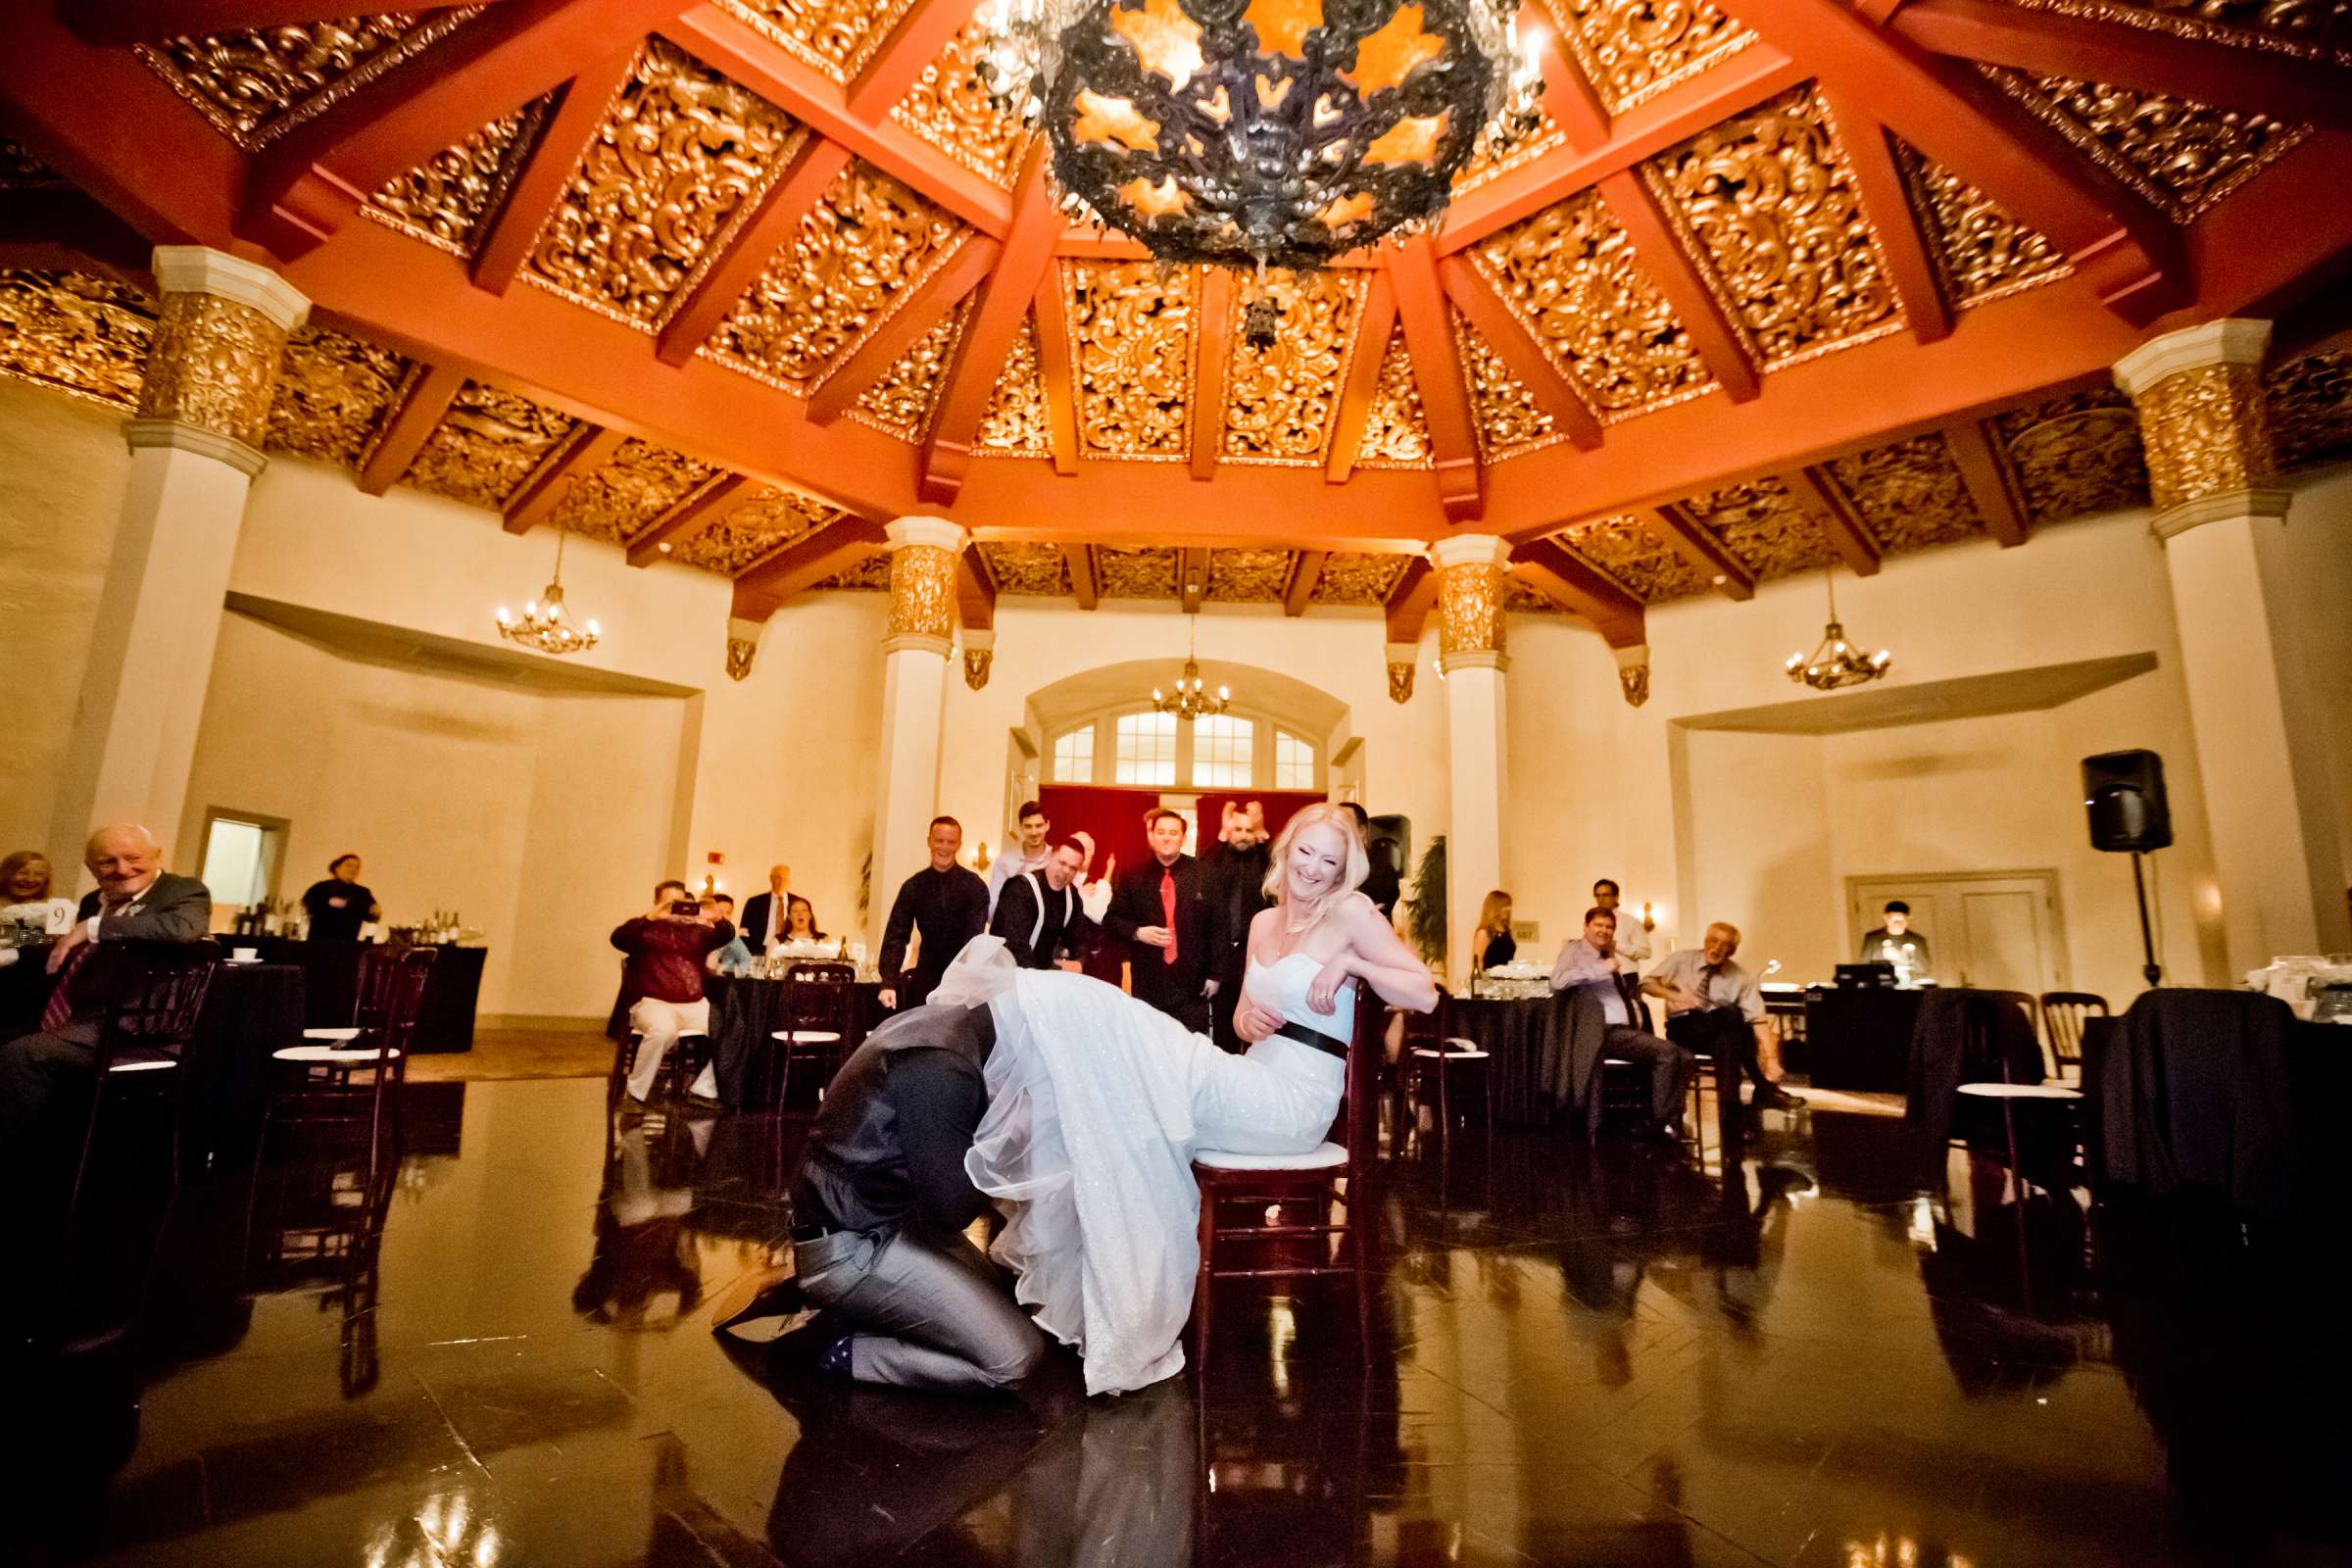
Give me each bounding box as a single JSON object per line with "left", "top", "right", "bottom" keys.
{"left": 1325, "top": 272, "right": 1397, "bottom": 485}
{"left": 1509, "top": 539, "right": 1646, "bottom": 647}
{"left": 240, "top": 0, "right": 682, "bottom": 257}
{"left": 1388, "top": 235, "right": 1483, "bottom": 524}
{"left": 1063, "top": 544, "right": 1099, "bottom": 609}
{"left": 470, "top": 46, "right": 641, "bottom": 296}
{"left": 1826, "top": 95, "right": 1951, "bottom": 345}
{"left": 655, "top": 135, "right": 852, "bottom": 365}
{"left": 922, "top": 151, "right": 1061, "bottom": 503}
{"left": 1891, "top": 0, "right": 2352, "bottom": 132}
{"left": 1942, "top": 417, "right": 2029, "bottom": 547}
{"left": 808, "top": 232, "right": 1002, "bottom": 423}
{"left": 1640, "top": 504, "right": 1753, "bottom": 599}
{"left": 663, "top": 5, "right": 1011, "bottom": 237}
{"left": 359, "top": 362, "right": 466, "bottom": 495}
{"left": 731, "top": 514, "right": 888, "bottom": 613}
{"left": 1031, "top": 280, "right": 1082, "bottom": 474}
{"left": 1710, "top": 0, "right": 2186, "bottom": 322}
{"left": 1285, "top": 550, "right": 1328, "bottom": 616}
{"left": 1383, "top": 556, "right": 1437, "bottom": 644}
{"left": 1777, "top": 465, "right": 1883, "bottom": 575}
{"left": 503, "top": 423, "right": 627, "bottom": 534}
{"left": 845, "top": 0, "right": 976, "bottom": 121}
{"left": 1191, "top": 268, "right": 1235, "bottom": 480}
{"left": 956, "top": 544, "right": 997, "bottom": 630}
{"left": 1594, "top": 170, "right": 1760, "bottom": 401}
{"left": 1513, "top": 0, "right": 1611, "bottom": 153}
{"left": 626, "top": 470, "right": 755, "bottom": 564}
{"left": 1438, "top": 254, "right": 1603, "bottom": 450}
{"left": 0, "top": 187, "right": 149, "bottom": 277}
{"left": 1178, "top": 547, "right": 1211, "bottom": 612}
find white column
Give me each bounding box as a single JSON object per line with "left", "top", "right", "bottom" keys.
{"left": 2115, "top": 318, "right": 2348, "bottom": 972}
{"left": 48, "top": 246, "right": 308, "bottom": 872}
{"left": 1432, "top": 535, "right": 1510, "bottom": 983}
{"left": 868, "top": 515, "right": 966, "bottom": 943}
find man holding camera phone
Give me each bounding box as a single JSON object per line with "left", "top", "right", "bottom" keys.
{"left": 612, "top": 879, "right": 736, "bottom": 1105}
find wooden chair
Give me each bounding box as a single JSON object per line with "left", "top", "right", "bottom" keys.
{"left": 608, "top": 1022, "right": 713, "bottom": 1107}
{"left": 1191, "top": 984, "right": 1385, "bottom": 1362}
{"left": 1408, "top": 993, "right": 1494, "bottom": 1140}
{"left": 770, "top": 961, "right": 858, "bottom": 1108}
{"left": 2037, "top": 991, "right": 2108, "bottom": 1083}
{"left": 263, "top": 945, "right": 434, "bottom": 1164}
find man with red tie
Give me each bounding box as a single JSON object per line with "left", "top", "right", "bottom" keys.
{"left": 1102, "top": 808, "right": 1212, "bottom": 1035}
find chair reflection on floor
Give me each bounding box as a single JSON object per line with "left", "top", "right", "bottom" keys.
{"left": 244, "top": 1148, "right": 397, "bottom": 1396}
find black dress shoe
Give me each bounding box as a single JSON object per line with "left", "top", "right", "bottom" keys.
{"left": 1752, "top": 1086, "right": 1806, "bottom": 1112}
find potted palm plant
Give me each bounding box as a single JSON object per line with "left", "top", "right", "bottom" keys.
{"left": 1405, "top": 835, "right": 1446, "bottom": 971}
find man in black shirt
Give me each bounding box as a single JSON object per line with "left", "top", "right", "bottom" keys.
{"left": 877, "top": 816, "right": 990, "bottom": 1010}
{"left": 1342, "top": 803, "right": 1402, "bottom": 920}
{"left": 989, "top": 839, "right": 1095, "bottom": 969}
{"left": 789, "top": 998, "right": 1045, "bottom": 1393}
{"left": 1102, "top": 808, "right": 1212, "bottom": 1033}
{"left": 1201, "top": 802, "right": 1271, "bottom": 1051}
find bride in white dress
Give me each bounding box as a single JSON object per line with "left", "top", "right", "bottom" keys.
{"left": 957, "top": 804, "right": 1437, "bottom": 1395}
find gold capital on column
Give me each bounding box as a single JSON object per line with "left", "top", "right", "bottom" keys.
{"left": 126, "top": 247, "right": 311, "bottom": 474}
{"left": 2114, "top": 318, "right": 2285, "bottom": 532}
{"left": 881, "top": 516, "right": 965, "bottom": 656}
{"left": 1384, "top": 641, "right": 1417, "bottom": 704}
{"left": 1614, "top": 644, "right": 1650, "bottom": 709}
{"left": 1429, "top": 536, "right": 1509, "bottom": 673}
{"left": 961, "top": 628, "right": 996, "bottom": 690}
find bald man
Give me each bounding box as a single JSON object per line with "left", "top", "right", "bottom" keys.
{"left": 1643, "top": 922, "right": 1803, "bottom": 1115}
{"left": 739, "top": 864, "right": 794, "bottom": 955}
{"left": 0, "top": 824, "right": 212, "bottom": 1147}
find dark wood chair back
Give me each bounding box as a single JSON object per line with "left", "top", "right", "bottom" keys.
{"left": 2038, "top": 991, "right": 2108, "bottom": 1079}
{"left": 357, "top": 946, "right": 437, "bottom": 1052}
{"left": 88, "top": 940, "right": 218, "bottom": 1059}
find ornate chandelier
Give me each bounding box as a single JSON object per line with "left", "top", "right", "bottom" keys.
{"left": 1785, "top": 572, "right": 1890, "bottom": 691}
{"left": 495, "top": 533, "right": 601, "bottom": 657}
{"left": 1152, "top": 620, "right": 1231, "bottom": 718}
{"left": 974, "top": 0, "right": 1542, "bottom": 307}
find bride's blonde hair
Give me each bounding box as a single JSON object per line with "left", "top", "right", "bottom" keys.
{"left": 1261, "top": 804, "right": 1370, "bottom": 933}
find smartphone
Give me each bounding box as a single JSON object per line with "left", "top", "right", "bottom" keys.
{"left": 669, "top": 900, "right": 702, "bottom": 916}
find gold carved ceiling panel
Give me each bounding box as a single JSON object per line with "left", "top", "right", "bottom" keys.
{"left": 1095, "top": 545, "right": 1180, "bottom": 597}
{"left": 264, "top": 324, "right": 412, "bottom": 469}
{"left": 1452, "top": 311, "right": 1562, "bottom": 462}
{"left": 1206, "top": 549, "right": 1294, "bottom": 602}
{"left": 674, "top": 485, "right": 838, "bottom": 573}
{"left": 1989, "top": 0, "right": 2352, "bottom": 62}
{"left": 1682, "top": 478, "right": 1838, "bottom": 577}
{"left": 1456, "top": 104, "right": 1568, "bottom": 193}
{"left": 1, "top": 139, "right": 73, "bottom": 190}
{"left": 977, "top": 542, "right": 1073, "bottom": 596}
{"left": 1066, "top": 261, "right": 1196, "bottom": 462}
{"left": 1310, "top": 551, "right": 1414, "bottom": 605}
{"left": 1991, "top": 387, "right": 2150, "bottom": 524}
{"left": 1558, "top": 514, "right": 1714, "bottom": 602}
{"left": 711, "top": 0, "right": 919, "bottom": 82}
{"left": 1353, "top": 329, "right": 1433, "bottom": 468}
{"left": 1222, "top": 269, "right": 1364, "bottom": 465}
{"left": 1983, "top": 71, "right": 2306, "bottom": 221}
{"left": 1469, "top": 189, "right": 1715, "bottom": 420}
{"left": 1502, "top": 573, "right": 1567, "bottom": 613}
{"left": 709, "top": 162, "right": 968, "bottom": 393}
{"left": 1543, "top": 0, "right": 1756, "bottom": 114}
{"left": 1890, "top": 138, "right": 2070, "bottom": 311}
{"left": 405, "top": 380, "right": 579, "bottom": 510}
{"left": 526, "top": 39, "right": 808, "bottom": 331}
{"left": 138, "top": 12, "right": 482, "bottom": 153}
{"left": 850, "top": 299, "right": 970, "bottom": 442}
{"left": 2268, "top": 349, "right": 2352, "bottom": 474}
{"left": 976, "top": 316, "right": 1054, "bottom": 456}
{"left": 549, "top": 437, "right": 720, "bottom": 544}
{"left": 364, "top": 96, "right": 552, "bottom": 258}
{"left": 0, "top": 270, "right": 155, "bottom": 409}
{"left": 1825, "top": 433, "right": 1986, "bottom": 554}
{"left": 1642, "top": 84, "right": 1902, "bottom": 368}
{"left": 818, "top": 550, "right": 893, "bottom": 589}
{"left": 889, "top": 23, "right": 1031, "bottom": 189}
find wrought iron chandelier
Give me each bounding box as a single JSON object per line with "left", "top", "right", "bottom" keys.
{"left": 495, "top": 532, "right": 601, "bottom": 657}
{"left": 1152, "top": 619, "right": 1231, "bottom": 718}
{"left": 974, "top": 0, "right": 1542, "bottom": 315}
{"left": 1785, "top": 572, "right": 1890, "bottom": 691}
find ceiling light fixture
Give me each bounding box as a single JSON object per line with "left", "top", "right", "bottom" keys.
{"left": 1152, "top": 615, "right": 1231, "bottom": 718}
{"left": 495, "top": 531, "right": 601, "bottom": 657}
{"left": 1786, "top": 570, "right": 1889, "bottom": 691}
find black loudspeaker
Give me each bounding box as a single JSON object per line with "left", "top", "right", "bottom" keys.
{"left": 2082, "top": 750, "right": 2173, "bottom": 853}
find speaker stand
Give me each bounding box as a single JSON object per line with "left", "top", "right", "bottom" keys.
{"left": 2131, "top": 851, "right": 2163, "bottom": 989}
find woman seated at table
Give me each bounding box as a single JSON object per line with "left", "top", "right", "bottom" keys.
{"left": 0, "top": 850, "right": 75, "bottom": 936}
{"left": 1473, "top": 889, "right": 1517, "bottom": 969}
{"left": 300, "top": 854, "right": 381, "bottom": 942}
{"left": 780, "top": 895, "right": 826, "bottom": 946}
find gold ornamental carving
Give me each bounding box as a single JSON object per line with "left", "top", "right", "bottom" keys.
{"left": 1469, "top": 189, "right": 1714, "bottom": 420}
{"left": 1643, "top": 85, "right": 1900, "bottom": 369}
{"left": 1984, "top": 71, "right": 2305, "bottom": 221}
{"left": 822, "top": 551, "right": 894, "bottom": 589}
{"left": 1095, "top": 545, "right": 1180, "bottom": 598}
{"left": 2267, "top": 349, "right": 2352, "bottom": 473}
{"left": 0, "top": 270, "right": 156, "bottom": 410}
{"left": 1437, "top": 559, "right": 1506, "bottom": 659}
{"left": 1453, "top": 311, "right": 1560, "bottom": 462}
{"left": 1891, "top": 140, "right": 2070, "bottom": 311}
{"left": 1543, "top": 0, "right": 1755, "bottom": 114}
{"left": 886, "top": 541, "right": 957, "bottom": 641}
{"left": 2127, "top": 363, "right": 2276, "bottom": 513}
{"left": 1989, "top": 0, "right": 2352, "bottom": 61}
{"left": 710, "top": 163, "right": 967, "bottom": 392}
{"left": 1682, "top": 478, "right": 1838, "bottom": 579}
{"left": 726, "top": 635, "right": 758, "bottom": 681}
{"left": 1825, "top": 434, "right": 1985, "bottom": 553}
{"left": 1618, "top": 659, "right": 1650, "bottom": 709}
{"left": 406, "top": 380, "right": 579, "bottom": 510}
{"left": 1066, "top": 261, "right": 1195, "bottom": 461}
{"left": 1387, "top": 657, "right": 1415, "bottom": 704}
{"left": 527, "top": 39, "right": 808, "bottom": 331}
{"left": 139, "top": 12, "right": 483, "bottom": 153}
{"left": 365, "top": 96, "right": 552, "bottom": 258}
{"left": 1557, "top": 514, "right": 1711, "bottom": 602}
{"left": 962, "top": 642, "right": 994, "bottom": 689}
{"left": 136, "top": 288, "right": 291, "bottom": 446}
{"left": 889, "top": 24, "right": 1031, "bottom": 189}
{"left": 1354, "top": 330, "right": 1433, "bottom": 469}
{"left": 714, "top": 0, "right": 920, "bottom": 83}
{"left": 1206, "top": 549, "right": 1293, "bottom": 602}
{"left": 976, "top": 542, "right": 1072, "bottom": 595}
{"left": 265, "top": 324, "right": 410, "bottom": 469}
{"left": 1992, "top": 389, "right": 2149, "bottom": 524}
{"left": 1315, "top": 551, "right": 1413, "bottom": 605}
{"left": 1502, "top": 575, "right": 1564, "bottom": 614}
{"left": 677, "top": 486, "right": 838, "bottom": 573}
{"left": 1223, "top": 269, "right": 1363, "bottom": 465}
{"left": 851, "top": 301, "right": 969, "bottom": 442}
{"left": 1455, "top": 106, "right": 1567, "bottom": 195}
{"left": 549, "top": 438, "right": 721, "bottom": 544}
{"left": 976, "top": 318, "right": 1054, "bottom": 456}
{"left": 1, "top": 140, "right": 71, "bottom": 190}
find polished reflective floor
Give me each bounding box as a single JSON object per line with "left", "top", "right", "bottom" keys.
{"left": 9, "top": 1075, "right": 2349, "bottom": 1567}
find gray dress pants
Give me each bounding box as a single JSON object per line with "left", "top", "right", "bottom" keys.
{"left": 794, "top": 1224, "right": 1046, "bottom": 1394}
{"left": 1603, "top": 1025, "right": 1693, "bottom": 1127}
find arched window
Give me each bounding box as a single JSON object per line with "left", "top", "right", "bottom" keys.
{"left": 1274, "top": 729, "right": 1316, "bottom": 790}
{"left": 1051, "top": 725, "right": 1094, "bottom": 783}
{"left": 1191, "top": 713, "right": 1253, "bottom": 787}
{"left": 1113, "top": 711, "right": 1178, "bottom": 785}
{"left": 1040, "top": 709, "right": 1324, "bottom": 790}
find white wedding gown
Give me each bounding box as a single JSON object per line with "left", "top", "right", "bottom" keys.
{"left": 964, "top": 954, "right": 1351, "bottom": 1395}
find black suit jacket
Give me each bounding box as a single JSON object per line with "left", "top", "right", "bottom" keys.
{"left": 1102, "top": 855, "right": 1210, "bottom": 1005}
{"left": 74, "top": 870, "right": 213, "bottom": 945}
{"left": 740, "top": 892, "right": 788, "bottom": 951}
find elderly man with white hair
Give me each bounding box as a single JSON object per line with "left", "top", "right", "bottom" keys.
{"left": 0, "top": 823, "right": 212, "bottom": 1148}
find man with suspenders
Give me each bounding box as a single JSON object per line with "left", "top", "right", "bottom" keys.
{"left": 987, "top": 839, "right": 1102, "bottom": 970}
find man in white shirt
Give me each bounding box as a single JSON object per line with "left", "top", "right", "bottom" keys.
{"left": 1552, "top": 906, "right": 1690, "bottom": 1141}
{"left": 1645, "top": 922, "right": 1803, "bottom": 1113}
{"left": 1592, "top": 878, "right": 1654, "bottom": 965}
{"left": 739, "top": 864, "right": 792, "bottom": 955}
{"left": 987, "top": 801, "right": 1054, "bottom": 916}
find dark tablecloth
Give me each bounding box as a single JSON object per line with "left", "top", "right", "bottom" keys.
{"left": 1806, "top": 987, "right": 1925, "bottom": 1092}
{"left": 707, "top": 973, "right": 883, "bottom": 1109}
{"left": 185, "top": 961, "right": 307, "bottom": 1166}
{"left": 1445, "top": 995, "right": 1567, "bottom": 1127}
{"left": 246, "top": 938, "right": 483, "bottom": 1052}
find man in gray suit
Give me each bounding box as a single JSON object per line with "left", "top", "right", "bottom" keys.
{"left": 0, "top": 823, "right": 213, "bottom": 1147}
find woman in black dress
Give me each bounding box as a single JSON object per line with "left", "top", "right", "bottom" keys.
{"left": 301, "top": 854, "right": 381, "bottom": 941}
{"left": 1472, "top": 889, "right": 1517, "bottom": 969}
